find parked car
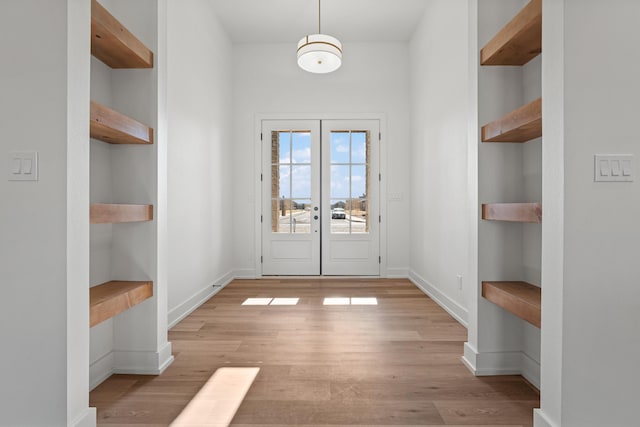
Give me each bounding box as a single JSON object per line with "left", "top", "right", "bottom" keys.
{"left": 331, "top": 208, "right": 346, "bottom": 219}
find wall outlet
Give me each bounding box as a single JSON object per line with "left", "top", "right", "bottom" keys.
{"left": 457, "top": 274, "right": 463, "bottom": 290}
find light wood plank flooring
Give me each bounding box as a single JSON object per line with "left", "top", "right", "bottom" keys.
{"left": 90, "top": 278, "right": 539, "bottom": 426}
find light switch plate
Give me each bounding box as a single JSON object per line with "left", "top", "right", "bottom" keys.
{"left": 595, "top": 154, "right": 634, "bottom": 182}
{"left": 8, "top": 151, "right": 38, "bottom": 181}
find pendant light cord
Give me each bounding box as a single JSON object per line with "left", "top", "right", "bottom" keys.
{"left": 318, "top": 0, "right": 321, "bottom": 33}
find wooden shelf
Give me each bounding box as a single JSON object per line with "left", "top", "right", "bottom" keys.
{"left": 90, "top": 281, "right": 153, "bottom": 327}
{"left": 482, "top": 281, "right": 541, "bottom": 328}
{"left": 482, "top": 98, "right": 542, "bottom": 143}
{"left": 480, "top": 0, "right": 542, "bottom": 66}
{"left": 482, "top": 203, "right": 542, "bottom": 223}
{"left": 91, "top": 0, "right": 154, "bottom": 68}
{"left": 90, "top": 101, "right": 154, "bottom": 145}
{"left": 90, "top": 204, "right": 153, "bottom": 224}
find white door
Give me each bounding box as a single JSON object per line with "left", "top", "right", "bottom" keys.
{"left": 261, "top": 119, "right": 380, "bottom": 276}
{"left": 322, "top": 120, "right": 380, "bottom": 275}
{"left": 261, "top": 120, "right": 321, "bottom": 275}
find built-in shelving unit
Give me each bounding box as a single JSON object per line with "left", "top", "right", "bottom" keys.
{"left": 480, "top": 0, "right": 542, "bottom": 66}
{"left": 90, "top": 203, "right": 153, "bottom": 224}
{"left": 482, "top": 281, "right": 541, "bottom": 328}
{"left": 90, "top": 101, "right": 154, "bottom": 145}
{"left": 475, "top": 0, "right": 544, "bottom": 389}
{"left": 482, "top": 203, "right": 542, "bottom": 223}
{"left": 482, "top": 97, "right": 542, "bottom": 143}
{"left": 91, "top": 0, "right": 154, "bottom": 69}
{"left": 89, "top": 0, "right": 162, "bottom": 388}
{"left": 90, "top": 281, "right": 153, "bottom": 327}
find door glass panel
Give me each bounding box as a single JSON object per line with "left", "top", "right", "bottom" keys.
{"left": 351, "top": 131, "right": 367, "bottom": 163}
{"left": 330, "top": 165, "right": 350, "bottom": 198}
{"left": 278, "top": 166, "right": 290, "bottom": 198}
{"left": 292, "top": 200, "right": 311, "bottom": 234}
{"left": 292, "top": 132, "right": 311, "bottom": 163}
{"left": 351, "top": 165, "right": 367, "bottom": 197}
{"left": 330, "top": 132, "right": 350, "bottom": 163}
{"left": 271, "top": 130, "right": 311, "bottom": 234}
{"left": 278, "top": 132, "right": 290, "bottom": 163}
{"left": 292, "top": 165, "right": 311, "bottom": 198}
{"left": 330, "top": 199, "right": 348, "bottom": 234}
{"left": 330, "top": 131, "right": 370, "bottom": 234}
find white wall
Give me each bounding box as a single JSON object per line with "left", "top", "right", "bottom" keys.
{"left": 232, "top": 42, "right": 411, "bottom": 277}
{"left": 166, "top": 0, "right": 234, "bottom": 325}
{"left": 408, "top": 0, "right": 471, "bottom": 325}
{"left": 0, "top": 0, "right": 93, "bottom": 425}
{"left": 539, "top": 1, "right": 640, "bottom": 426}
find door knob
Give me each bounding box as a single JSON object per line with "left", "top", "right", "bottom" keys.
{"left": 314, "top": 215, "right": 319, "bottom": 220}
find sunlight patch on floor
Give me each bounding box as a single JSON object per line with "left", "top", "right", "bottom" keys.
{"left": 270, "top": 297, "right": 300, "bottom": 305}
{"left": 324, "top": 297, "right": 378, "bottom": 305}
{"left": 170, "top": 367, "right": 260, "bottom": 427}
{"left": 241, "top": 298, "right": 273, "bottom": 305}
{"left": 351, "top": 297, "right": 378, "bottom": 305}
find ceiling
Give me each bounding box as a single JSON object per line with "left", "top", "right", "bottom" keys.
{"left": 208, "top": 0, "right": 429, "bottom": 43}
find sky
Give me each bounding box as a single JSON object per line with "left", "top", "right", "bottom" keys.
{"left": 274, "top": 131, "right": 368, "bottom": 203}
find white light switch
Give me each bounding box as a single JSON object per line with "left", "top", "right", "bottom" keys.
{"left": 595, "top": 154, "right": 634, "bottom": 182}
{"left": 8, "top": 151, "right": 38, "bottom": 181}
{"left": 11, "top": 158, "right": 22, "bottom": 174}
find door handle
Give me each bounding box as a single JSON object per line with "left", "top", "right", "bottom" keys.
{"left": 314, "top": 215, "right": 319, "bottom": 220}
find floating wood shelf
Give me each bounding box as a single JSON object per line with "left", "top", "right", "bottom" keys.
{"left": 480, "top": 0, "right": 542, "bottom": 66}
{"left": 482, "top": 281, "right": 541, "bottom": 328}
{"left": 482, "top": 98, "right": 542, "bottom": 143}
{"left": 90, "top": 281, "right": 153, "bottom": 327}
{"left": 482, "top": 203, "right": 542, "bottom": 223}
{"left": 90, "top": 204, "right": 153, "bottom": 224}
{"left": 90, "top": 101, "right": 154, "bottom": 145}
{"left": 91, "top": 0, "right": 154, "bottom": 68}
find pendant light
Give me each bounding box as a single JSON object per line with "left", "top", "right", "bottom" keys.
{"left": 297, "top": 0, "right": 342, "bottom": 74}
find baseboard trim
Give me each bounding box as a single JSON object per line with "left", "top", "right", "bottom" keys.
{"left": 408, "top": 270, "right": 468, "bottom": 327}
{"left": 113, "top": 341, "right": 174, "bottom": 375}
{"left": 534, "top": 409, "right": 558, "bottom": 427}
{"left": 463, "top": 342, "right": 540, "bottom": 389}
{"left": 168, "top": 271, "right": 234, "bottom": 329}
{"left": 386, "top": 267, "right": 409, "bottom": 278}
{"left": 70, "top": 407, "right": 96, "bottom": 427}
{"left": 234, "top": 268, "right": 258, "bottom": 279}
{"left": 462, "top": 342, "right": 478, "bottom": 373}
{"left": 89, "top": 351, "right": 115, "bottom": 391}
{"left": 522, "top": 351, "right": 541, "bottom": 389}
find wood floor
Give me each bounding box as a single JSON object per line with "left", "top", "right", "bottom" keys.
{"left": 90, "top": 278, "right": 539, "bottom": 426}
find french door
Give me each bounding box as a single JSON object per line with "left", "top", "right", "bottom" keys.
{"left": 261, "top": 119, "right": 380, "bottom": 276}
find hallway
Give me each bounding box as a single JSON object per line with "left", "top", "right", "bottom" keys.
{"left": 90, "top": 279, "right": 539, "bottom": 426}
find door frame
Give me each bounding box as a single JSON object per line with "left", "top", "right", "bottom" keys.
{"left": 254, "top": 113, "right": 389, "bottom": 278}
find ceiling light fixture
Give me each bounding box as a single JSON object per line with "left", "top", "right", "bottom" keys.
{"left": 297, "top": 0, "right": 342, "bottom": 74}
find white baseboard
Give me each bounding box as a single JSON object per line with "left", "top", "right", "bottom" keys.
{"left": 462, "top": 342, "right": 540, "bottom": 389}
{"left": 168, "top": 271, "right": 234, "bottom": 329}
{"left": 522, "top": 351, "right": 541, "bottom": 389}
{"left": 89, "top": 351, "right": 115, "bottom": 391}
{"left": 70, "top": 407, "right": 96, "bottom": 427}
{"left": 462, "top": 342, "right": 479, "bottom": 373}
{"left": 534, "top": 409, "right": 558, "bottom": 427}
{"left": 386, "top": 267, "right": 409, "bottom": 278}
{"left": 408, "top": 269, "right": 468, "bottom": 327}
{"left": 114, "top": 342, "right": 174, "bottom": 375}
{"left": 234, "top": 268, "right": 257, "bottom": 279}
